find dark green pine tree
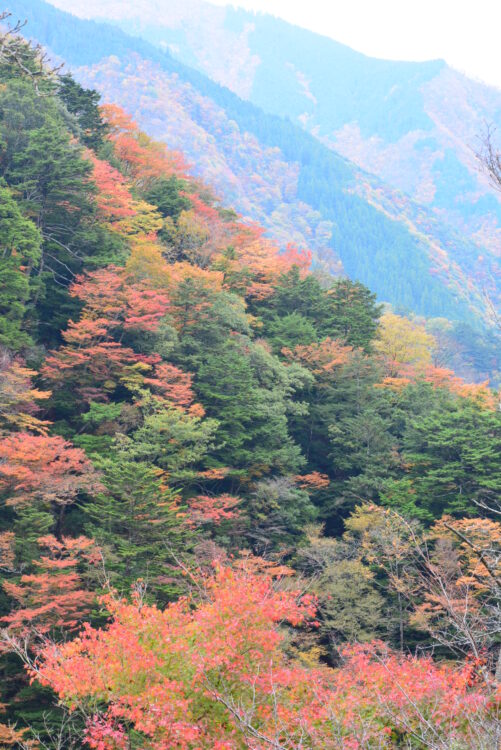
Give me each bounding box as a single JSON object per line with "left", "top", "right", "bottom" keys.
{"left": 253, "top": 268, "right": 381, "bottom": 354}
{"left": 383, "top": 396, "right": 501, "bottom": 522}
{"left": 0, "top": 183, "right": 41, "bottom": 350}
{"left": 170, "top": 275, "right": 305, "bottom": 474}
{"left": 0, "top": 77, "right": 102, "bottom": 341}
{"left": 6, "top": 112, "right": 93, "bottom": 231}
{"left": 84, "top": 456, "right": 191, "bottom": 603}
{"left": 321, "top": 278, "right": 382, "bottom": 350}
{"left": 169, "top": 275, "right": 250, "bottom": 386}
{"left": 0, "top": 66, "right": 129, "bottom": 328}
{"left": 145, "top": 175, "right": 192, "bottom": 222}
{"left": 252, "top": 266, "right": 331, "bottom": 338}
{"left": 58, "top": 73, "right": 109, "bottom": 150}
{"left": 265, "top": 312, "right": 319, "bottom": 353}
{"left": 289, "top": 349, "right": 397, "bottom": 533}
{"left": 196, "top": 338, "right": 305, "bottom": 476}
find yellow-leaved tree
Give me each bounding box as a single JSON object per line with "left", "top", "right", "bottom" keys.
{"left": 375, "top": 312, "right": 435, "bottom": 377}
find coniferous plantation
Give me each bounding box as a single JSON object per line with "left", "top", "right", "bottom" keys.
{"left": 0, "top": 13, "right": 501, "bottom": 750}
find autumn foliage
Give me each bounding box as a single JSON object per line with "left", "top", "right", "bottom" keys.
{"left": 284, "top": 337, "right": 353, "bottom": 374}
{"left": 0, "top": 434, "right": 98, "bottom": 508}
{"left": 101, "top": 104, "right": 188, "bottom": 189}
{"left": 0, "top": 48, "right": 500, "bottom": 750}
{"left": 34, "top": 564, "right": 497, "bottom": 750}
{"left": 42, "top": 265, "right": 199, "bottom": 410}
{"left": 0, "top": 352, "right": 51, "bottom": 435}
{"left": 186, "top": 494, "right": 241, "bottom": 525}
{"left": 2, "top": 535, "right": 97, "bottom": 636}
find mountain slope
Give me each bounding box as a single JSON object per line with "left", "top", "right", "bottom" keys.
{"left": 1, "top": 23, "right": 501, "bottom": 746}
{"left": 42, "top": 0, "right": 501, "bottom": 315}
{"left": 5, "top": 0, "right": 499, "bottom": 340}
{"left": 50, "top": 0, "right": 501, "bottom": 248}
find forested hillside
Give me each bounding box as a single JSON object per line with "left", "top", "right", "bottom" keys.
{"left": 0, "top": 19, "right": 501, "bottom": 749}
{"left": 42, "top": 0, "right": 501, "bottom": 310}
{"left": 5, "top": 0, "right": 501, "bottom": 385}
{"left": 49, "top": 0, "right": 501, "bottom": 246}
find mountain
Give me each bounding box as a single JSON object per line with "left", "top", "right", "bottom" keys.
{"left": 48, "top": 0, "right": 501, "bottom": 248}
{"left": 43, "top": 0, "right": 501, "bottom": 306}
{"left": 1, "top": 17, "right": 501, "bottom": 746}
{"left": 5, "top": 0, "right": 500, "bottom": 380}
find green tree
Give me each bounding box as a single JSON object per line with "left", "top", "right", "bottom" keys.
{"left": 254, "top": 270, "right": 381, "bottom": 355}
{"left": 0, "top": 81, "right": 93, "bottom": 230}
{"left": 322, "top": 278, "right": 382, "bottom": 350}
{"left": 58, "top": 73, "right": 108, "bottom": 150}
{"left": 170, "top": 277, "right": 307, "bottom": 476}
{"left": 196, "top": 337, "right": 306, "bottom": 475}
{"left": 0, "top": 76, "right": 113, "bottom": 342}
{"left": 266, "top": 312, "right": 318, "bottom": 353}
{"left": 245, "top": 477, "right": 316, "bottom": 552}
{"left": 146, "top": 175, "right": 191, "bottom": 223}
{"left": 298, "top": 528, "right": 386, "bottom": 650}
{"left": 84, "top": 456, "right": 189, "bottom": 602}
{"left": 317, "top": 558, "right": 386, "bottom": 645}
{"left": 289, "top": 348, "right": 396, "bottom": 531}
{"left": 172, "top": 275, "right": 250, "bottom": 369}
{"left": 383, "top": 396, "right": 501, "bottom": 521}
{"left": 0, "top": 183, "right": 41, "bottom": 349}
{"left": 252, "top": 266, "right": 330, "bottom": 340}
{"left": 119, "top": 404, "right": 219, "bottom": 487}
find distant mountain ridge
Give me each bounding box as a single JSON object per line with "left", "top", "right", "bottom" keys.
{"left": 4, "top": 0, "right": 500, "bottom": 374}
{"left": 44, "top": 0, "right": 501, "bottom": 241}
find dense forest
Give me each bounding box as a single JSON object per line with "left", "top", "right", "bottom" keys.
{"left": 60, "top": 0, "right": 501, "bottom": 253}
{"left": 0, "top": 19, "right": 501, "bottom": 750}
{"left": 6, "top": 0, "right": 501, "bottom": 387}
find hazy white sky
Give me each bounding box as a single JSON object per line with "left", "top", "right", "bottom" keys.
{"left": 211, "top": 0, "right": 501, "bottom": 89}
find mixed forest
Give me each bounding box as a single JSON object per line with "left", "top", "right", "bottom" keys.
{"left": 0, "top": 17, "right": 501, "bottom": 750}
{"left": 6, "top": 0, "right": 501, "bottom": 387}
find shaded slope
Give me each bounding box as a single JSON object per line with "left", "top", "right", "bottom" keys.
{"left": 65, "top": 0, "right": 501, "bottom": 245}
{"left": 4, "top": 0, "right": 493, "bottom": 327}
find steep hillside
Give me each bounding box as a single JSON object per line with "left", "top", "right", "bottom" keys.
{"left": 0, "top": 25, "right": 501, "bottom": 747}
{"left": 47, "top": 0, "right": 501, "bottom": 249}
{"left": 5, "top": 0, "right": 500, "bottom": 366}
{"left": 42, "top": 0, "right": 501, "bottom": 312}
{"left": 4, "top": 0, "right": 499, "bottom": 382}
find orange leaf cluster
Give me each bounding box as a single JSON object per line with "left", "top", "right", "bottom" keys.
{"left": 187, "top": 494, "right": 240, "bottom": 525}
{"left": 378, "top": 363, "right": 498, "bottom": 408}
{"left": 283, "top": 337, "right": 353, "bottom": 375}
{"left": 42, "top": 266, "right": 198, "bottom": 411}
{"left": 100, "top": 104, "right": 188, "bottom": 190}
{"left": 34, "top": 565, "right": 493, "bottom": 749}
{"left": 295, "top": 472, "right": 330, "bottom": 490}
{"left": 0, "top": 353, "right": 51, "bottom": 435}
{"left": 0, "top": 722, "right": 37, "bottom": 749}
{"left": 2, "top": 535, "right": 97, "bottom": 636}
{"left": 0, "top": 531, "right": 15, "bottom": 572}
{"left": 214, "top": 225, "right": 312, "bottom": 299}
{"left": 0, "top": 434, "right": 99, "bottom": 508}
{"left": 87, "top": 152, "right": 136, "bottom": 223}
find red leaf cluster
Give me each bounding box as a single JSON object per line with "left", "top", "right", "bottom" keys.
{"left": 0, "top": 434, "right": 98, "bottom": 508}
{"left": 34, "top": 564, "right": 494, "bottom": 749}
{"left": 3, "top": 535, "right": 97, "bottom": 636}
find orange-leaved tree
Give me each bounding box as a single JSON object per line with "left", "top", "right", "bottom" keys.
{"left": 42, "top": 265, "right": 198, "bottom": 412}
{"left": 100, "top": 104, "right": 187, "bottom": 190}
{"left": 0, "top": 433, "right": 97, "bottom": 512}
{"left": 31, "top": 562, "right": 498, "bottom": 749}
{"left": 0, "top": 350, "right": 51, "bottom": 435}
{"left": 2, "top": 535, "right": 98, "bottom": 639}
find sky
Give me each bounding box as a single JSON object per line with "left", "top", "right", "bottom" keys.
{"left": 211, "top": 0, "right": 501, "bottom": 89}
